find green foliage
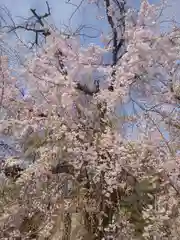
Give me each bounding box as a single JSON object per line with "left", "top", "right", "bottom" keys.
{"left": 120, "top": 176, "right": 160, "bottom": 237}
{"left": 0, "top": 181, "right": 20, "bottom": 213}
{"left": 23, "top": 129, "right": 49, "bottom": 159}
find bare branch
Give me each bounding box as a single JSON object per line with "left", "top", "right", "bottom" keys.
{"left": 7, "top": 1, "right": 51, "bottom": 48}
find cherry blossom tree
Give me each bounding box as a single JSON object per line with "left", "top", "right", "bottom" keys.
{"left": 0, "top": 0, "right": 179, "bottom": 239}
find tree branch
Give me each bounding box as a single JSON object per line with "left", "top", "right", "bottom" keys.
{"left": 8, "top": 1, "right": 51, "bottom": 47}
{"left": 104, "top": 0, "right": 126, "bottom": 91}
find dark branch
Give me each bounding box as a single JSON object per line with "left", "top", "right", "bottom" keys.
{"left": 104, "top": 0, "right": 126, "bottom": 91}
{"left": 8, "top": 1, "right": 51, "bottom": 47}
{"left": 30, "top": 1, "right": 51, "bottom": 27}
{"left": 75, "top": 81, "right": 100, "bottom": 96}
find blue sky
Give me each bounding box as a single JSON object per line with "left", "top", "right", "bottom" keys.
{"left": 0, "top": 0, "right": 180, "bottom": 46}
